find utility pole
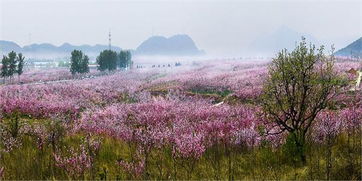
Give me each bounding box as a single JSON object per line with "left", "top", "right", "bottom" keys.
{"left": 108, "top": 29, "right": 112, "bottom": 51}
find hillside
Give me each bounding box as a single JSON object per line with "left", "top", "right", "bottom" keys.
{"left": 0, "top": 40, "right": 23, "bottom": 53}
{"left": 0, "top": 41, "right": 121, "bottom": 56}
{"left": 335, "top": 37, "right": 362, "bottom": 57}
{"left": 135, "top": 34, "right": 204, "bottom": 56}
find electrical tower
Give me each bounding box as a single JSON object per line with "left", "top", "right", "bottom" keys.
{"left": 108, "top": 29, "right": 112, "bottom": 50}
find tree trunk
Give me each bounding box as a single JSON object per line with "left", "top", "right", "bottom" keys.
{"left": 292, "top": 131, "right": 307, "bottom": 164}
{"left": 326, "top": 134, "right": 334, "bottom": 180}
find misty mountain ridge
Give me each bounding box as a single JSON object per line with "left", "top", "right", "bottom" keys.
{"left": 249, "top": 26, "right": 320, "bottom": 56}
{"left": 1, "top": 34, "right": 204, "bottom": 57}
{"left": 335, "top": 37, "right": 362, "bottom": 57}
{"left": 0, "top": 41, "right": 121, "bottom": 56}
{"left": 0, "top": 40, "right": 23, "bottom": 53}
{"left": 135, "top": 34, "right": 205, "bottom": 56}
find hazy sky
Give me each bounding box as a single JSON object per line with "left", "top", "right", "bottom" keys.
{"left": 1, "top": 0, "right": 361, "bottom": 55}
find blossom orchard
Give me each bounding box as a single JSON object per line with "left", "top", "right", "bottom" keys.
{"left": 0, "top": 61, "right": 361, "bottom": 179}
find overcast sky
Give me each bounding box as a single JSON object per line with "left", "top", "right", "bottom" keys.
{"left": 0, "top": 0, "right": 361, "bottom": 55}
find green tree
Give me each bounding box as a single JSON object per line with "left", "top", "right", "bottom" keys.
{"left": 8, "top": 51, "right": 17, "bottom": 81}
{"left": 261, "top": 38, "right": 343, "bottom": 163}
{"left": 16, "top": 53, "right": 25, "bottom": 77}
{"left": 1, "top": 55, "right": 10, "bottom": 82}
{"left": 70, "top": 50, "right": 82, "bottom": 75}
{"left": 81, "top": 55, "right": 90, "bottom": 73}
{"left": 70, "top": 50, "right": 89, "bottom": 75}
{"left": 1, "top": 51, "right": 21, "bottom": 83}
{"left": 97, "top": 50, "right": 118, "bottom": 71}
{"left": 118, "top": 50, "right": 132, "bottom": 69}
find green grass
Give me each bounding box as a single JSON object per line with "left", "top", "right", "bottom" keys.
{"left": 188, "top": 88, "right": 233, "bottom": 103}
{"left": 1, "top": 118, "right": 360, "bottom": 180}
{"left": 190, "top": 89, "right": 232, "bottom": 98}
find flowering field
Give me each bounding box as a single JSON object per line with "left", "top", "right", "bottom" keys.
{"left": 0, "top": 60, "right": 361, "bottom": 180}
{"left": 0, "top": 67, "right": 103, "bottom": 85}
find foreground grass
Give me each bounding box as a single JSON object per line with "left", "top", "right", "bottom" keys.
{"left": 1, "top": 119, "right": 360, "bottom": 180}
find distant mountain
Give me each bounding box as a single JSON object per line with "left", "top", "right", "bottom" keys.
{"left": 0, "top": 40, "right": 22, "bottom": 53}
{"left": 23, "top": 43, "right": 59, "bottom": 53}
{"left": 0, "top": 41, "right": 121, "bottom": 56}
{"left": 249, "top": 26, "right": 319, "bottom": 56}
{"left": 135, "top": 34, "right": 204, "bottom": 56}
{"left": 335, "top": 37, "right": 362, "bottom": 57}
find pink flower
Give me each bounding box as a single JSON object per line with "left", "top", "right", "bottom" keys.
{"left": 53, "top": 145, "right": 93, "bottom": 178}
{"left": 312, "top": 111, "right": 342, "bottom": 143}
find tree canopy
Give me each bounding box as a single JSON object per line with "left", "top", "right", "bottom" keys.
{"left": 70, "top": 50, "right": 89, "bottom": 75}
{"left": 1, "top": 51, "right": 25, "bottom": 81}
{"left": 16, "top": 53, "right": 25, "bottom": 76}
{"left": 118, "top": 50, "right": 132, "bottom": 69}
{"left": 96, "top": 50, "right": 118, "bottom": 71}
{"left": 261, "top": 38, "right": 344, "bottom": 162}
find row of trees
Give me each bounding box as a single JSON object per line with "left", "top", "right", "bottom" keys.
{"left": 96, "top": 49, "right": 132, "bottom": 71}
{"left": 1, "top": 51, "right": 24, "bottom": 82}
{"left": 70, "top": 49, "right": 132, "bottom": 74}
{"left": 0, "top": 49, "right": 133, "bottom": 81}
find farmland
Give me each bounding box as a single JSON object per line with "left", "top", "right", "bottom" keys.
{"left": 0, "top": 59, "right": 361, "bottom": 180}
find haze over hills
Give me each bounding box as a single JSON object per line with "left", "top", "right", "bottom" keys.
{"left": 0, "top": 34, "right": 205, "bottom": 58}
{"left": 135, "top": 34, "right": 204, "bottom": 56}
{"left": 0, "top": 40, "right": 121, "bottom": 58}
{"left": 249, "top": 26, "right": 320, "bottom": 56}
{"left": 0, "top": 40, "right": 23, "bottom": 53}
{"left": 2, "top": 32, "right": 361, "bottom": 59}
{"left": 335, "top": 37, "right": 362, "bottom": 57}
